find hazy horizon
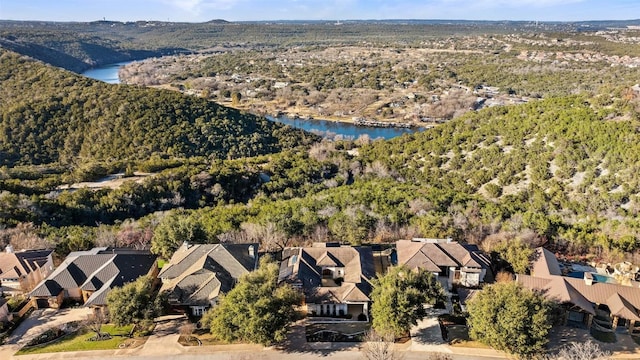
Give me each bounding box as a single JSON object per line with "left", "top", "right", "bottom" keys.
{"left": 2, "top": 0, "right": 640, "bottom": 23}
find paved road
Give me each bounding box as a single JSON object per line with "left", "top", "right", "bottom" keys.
{"left": 8, "top": 350, "right": 503, "bottom": 360}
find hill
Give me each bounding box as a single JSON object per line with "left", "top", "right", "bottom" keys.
{"left": 0, "top": 22, "right": 185, "bottom": 72}
{"left": 0, "top": 50, "right": 317, "bottom": 167}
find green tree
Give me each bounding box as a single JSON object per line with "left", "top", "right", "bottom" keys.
{"left": 151, "top": 213, "right": 207, "bottom": 259}
{"left": 493, "top": 238, "right": 534, "bottom": 274}
{"left": 202, "top": 257, "right": 302, "bottom": 345}
{"left": 467, "top": 281, "right": 552, "bottom": 358}
{"left": 106, "top": 276, "right": 164, "bottom": 326}
{"left": 370, "top": 265, "right": 445, "bottom": 337}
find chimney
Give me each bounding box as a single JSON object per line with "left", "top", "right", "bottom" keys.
{"left": 5, "top": 245, "right": 14, "bottom": 253}
{"left": 584, "top": 272, "right": 594, "bottom": 286}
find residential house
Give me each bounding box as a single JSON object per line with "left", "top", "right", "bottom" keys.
{"left": 30, "top": 248, "right": 157, "bottom": 309}
{"left": 518, "top": 248, "right": 640, "bottom": 334}
{"left": 396, "top": 238, "right": 492, "bottom": 290}
{"left": 0, "top": 246, "right": 54, "bottom": 296}
{"left": 279, "top": 243, "right": 375, "bottom": 321}
{"left": 158, "top": 242, "right": 259, "bottom": 316}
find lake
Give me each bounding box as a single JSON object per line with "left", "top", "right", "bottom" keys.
{"left": 268, "top": 116, "right": 420, "bottom": 140}
{"left": 81, "top": 61, "right": 133, "bottom": 84}
{"left": 82, "top": 62, "right": 421, "bottom": 140}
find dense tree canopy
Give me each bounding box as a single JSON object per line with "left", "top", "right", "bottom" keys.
{"left": 0, "top": 50, "right": 317, "bottom": 167}
{"left": 106, "top": 276, "right": 164, "bottom": 326}
{"left": 201, "top": 257, "right": 302, "bottom": 345}
{"left": 370, "top": 265, "right": 445, "bottom": 337}
{"left": 466, "top": 281, "right": 553, "bottom": 358}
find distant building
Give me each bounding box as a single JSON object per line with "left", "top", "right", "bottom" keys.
{"left": 0, "top": 247, "right": 54, "bottom": 296}
{"left": 279, "top": 243, "right": 375, "bottom": 321}
{"left": 30, "top": 248, "right": 157, "bottom": 309}
{"left": 396, "top": 238, "right": 492, "bottom": 290}
{"left": 158, "top": 242, "right": 259, "bottom": 316}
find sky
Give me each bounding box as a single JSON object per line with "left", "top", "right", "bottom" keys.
{"left": 1, "top": 0, "right": 640, "bottom": 23}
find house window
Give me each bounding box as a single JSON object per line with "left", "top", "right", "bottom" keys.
{"left": 192, "top": 307, "right": 206, "bottom": 316}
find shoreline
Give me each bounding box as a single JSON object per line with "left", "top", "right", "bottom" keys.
{"left": 146, "top": 85, "right": 431, "bottom": 129}
{"left": 221, "top": 101, "right": 430, "bottom": 129}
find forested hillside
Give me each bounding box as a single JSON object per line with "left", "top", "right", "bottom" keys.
{"left": 2, "top": 21, "right": 640, "bottom": 265}
{"left": 0, "top": 50, "right": 316, "bottom": 167}
{"left": 0, "top": 22, "right": 183, "bottom": 71}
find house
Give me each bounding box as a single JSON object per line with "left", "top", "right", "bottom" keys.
{"left": 396, "top": 238, "right": 492, "bottom": 290}
{"left": 30, "top": 248, "right": 157, "bottom": 309}
{"left": 0, "top": 246, "right": 54, "bottom": 296}
{"left": 518, "top": 248, "right": 640, "bottom": 334}
{"left": 279, "top": 243, "right": 375, "bottom": 321}
{"left": 158, "top": 242, "right": 259, "bottom": 316}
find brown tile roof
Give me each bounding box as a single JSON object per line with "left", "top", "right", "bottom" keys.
{"left": 517, "top": 274, "right": 595, "bottom": 314}
{"left": 607, "top": 293, "right": 640, "bottom": 322}
{"left": 532, "top": 247, "right": 562, "bottom": 278}
{"left": 397, "top": 240, "right": 489, "bottom": 271}
{"left": 519, "top": 248, "right": 640, "bottom": 322}
{"left": 404, "top": 251, "right": 441, "bottom": 272}
{"left": 0, "top": 250, "right": 52, "bottom": 280}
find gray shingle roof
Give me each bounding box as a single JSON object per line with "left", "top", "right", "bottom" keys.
{"left": 159, "top": 243, "right": 258, "bottom": 307}
{"left": 30, "top": 248, "right": 156, "bottom": 307}
{"left": 279, "top": 245, "right": 375, "bottom": 303}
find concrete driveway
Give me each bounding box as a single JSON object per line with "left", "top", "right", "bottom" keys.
{"left": 409, "top": 306, "right": 451, "bottom": 353}
{"left": 141, "top": 319, "right": 185, "bottom": 355}
{"left": 6, "top": 307, "right": 93, "bottom": 346}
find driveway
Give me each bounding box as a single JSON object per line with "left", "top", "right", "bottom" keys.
{"left": 6, "top": 307, "right": 93, "bottom": 346}
{"left": 140, "top": 319, "right": 185, "bottom": 355}
{"left": 409, "top": 306, "right": 451, "bottom": 353}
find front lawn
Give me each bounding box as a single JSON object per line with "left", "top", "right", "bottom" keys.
{"left": 17, "top": 324, "right": 136, "bottom": 354}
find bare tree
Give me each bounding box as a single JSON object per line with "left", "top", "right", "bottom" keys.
{"left": 117, "top": 222, "right": 153, "bottom": 249}
{"left": 84, "top": 311, "right": 109, "bottom": 339}
{"left": 242, "top": 222, "right": 289, "bottom": 251}
{"left": 179, "top": 322, "right": 196, "bottom": 342}
{"left": 551, "top": 340, "right": 611, "bottom": 360}
{"left": 361, "top": 331, "right": 403, "bottom": 360}
{"left": 1, "top": 222, "right": 51, "bottom": 251}
{"left": 95, "top": 225, "right": 118, "bottom": 247}
{"left": 310, "top": 224, "right": 330, "bottom": 243}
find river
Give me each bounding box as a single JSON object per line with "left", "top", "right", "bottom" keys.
{"left": 81, "top": 62, "right": 421, "bottom": 140}
{"left": 81, "top": 61, "right": 133, "bottom": 84}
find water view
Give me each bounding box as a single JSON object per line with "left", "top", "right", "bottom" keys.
{"left": 82, "top": 62, "right": 421, "bottom": 140}
{"left": 81, "top": 61, "right": 132, "bottom": 84}
{"left": 268, "top": 116, "right": 420, "bottom": 140}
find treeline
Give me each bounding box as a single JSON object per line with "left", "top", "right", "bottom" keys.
{"left": 0, "top": 50, "right": 317, "bottom": 167}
